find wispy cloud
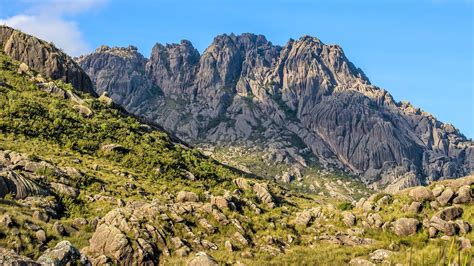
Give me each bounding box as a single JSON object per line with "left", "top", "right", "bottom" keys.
{"left": 0, "top": 0, "right": 106, "bottom": 56}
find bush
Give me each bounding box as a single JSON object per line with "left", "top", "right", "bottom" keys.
{"left": 337, "top": 202, "right": 353, "bottom": 211}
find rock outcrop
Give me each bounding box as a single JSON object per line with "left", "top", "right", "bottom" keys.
{"left": 78, "top": 33, "right": 473, "bottom": 191}
{"left": 0, "top": 26, "right": 94, "bottom": 95}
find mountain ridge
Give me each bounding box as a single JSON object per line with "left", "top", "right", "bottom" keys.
{"left": 78, "top": 33, "right": 473, "bottom": 192}
{"left": 0, "top": 26, "right": 472, "bottom": 266}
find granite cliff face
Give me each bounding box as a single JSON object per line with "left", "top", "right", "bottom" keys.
{"left": 78, "top": 33, "right": 473, "bottom": 191}
{"left": 0, "top": 26, "right": 94, "bottom": 95}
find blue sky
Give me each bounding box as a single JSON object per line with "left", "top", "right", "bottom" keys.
{"left": 1, "top": 0, "right": 473, "bottom": 138}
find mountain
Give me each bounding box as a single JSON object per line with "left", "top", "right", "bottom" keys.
{"left": 78, "top": 33, "right": 473, "bottom": 192}
{"left": 0, "top": 26, "right": 472, "bottom": 265}
{"left": 0, "top": 26, "right": 95, "bottom": 95}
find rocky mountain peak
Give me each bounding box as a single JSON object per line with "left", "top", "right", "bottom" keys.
{"left": 79, "top": 33, "right": 473, "bottom": 192}
{"left": 0, "top": 26, "right": 95, "bottom": 95}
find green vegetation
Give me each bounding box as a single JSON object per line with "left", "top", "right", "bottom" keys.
{"left": 0, "top": 51, "right": 472, "bottom": 265}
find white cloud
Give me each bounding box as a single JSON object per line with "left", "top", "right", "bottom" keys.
{"left": 0, "top": 0, "right": 106, "bottom": 56}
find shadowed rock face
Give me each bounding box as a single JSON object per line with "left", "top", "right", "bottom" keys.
{"left": 78, "top": 33, "right": 473, "bottom": 191}
{"left": 0, "top": 26, "right": 95, "bottom": 95}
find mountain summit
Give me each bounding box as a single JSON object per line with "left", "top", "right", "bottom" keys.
{"left": 78, "top": 33, "right": 473, "bottom": 192}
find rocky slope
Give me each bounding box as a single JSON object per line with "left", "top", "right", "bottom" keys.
{"left": 78, "top": 33, "right": 473, "bottom": 192}
{"left": 0, "top": 26, "right": 94, "bottom": 95}
{"left": 0, "top": 28, "right": 472, "bottom": 265}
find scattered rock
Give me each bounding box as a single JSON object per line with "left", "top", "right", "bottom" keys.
{"left": 428, "top": 227, "right": 438, "bottom": 238}
{"left": 50, "top": 182, "right": 79, "bottom": 198}
{"left": 453, "top": 185, "right": 472, "bottom": 204}
{"left": 53, "top": 221, "right": 67, "bottom": 236}
{"left": 436, "top": 187, "right": 454, "bottom": 206}
{"left": 18, "top": 63, "right": 30, "bottom": 74}
{"left": 459, "top": 237, "right": 471, "bottom": 251}
{"left": 408, "top": 201, "right": 422, "bottom": 213}
{"left": 100, "top": 144, "right": 129, "bottom": 153}
{"left": 72, "top": 217, "right": 88, "bottom": 228}
{"left": 37, "top": 240, "right": 81, "bottom": 265}
{"left": 234, "top": 178, "right": 250, "bottom": 190}
{"left": 73, "top": 105, "right": 93, "bottom": 117}
{"left": 234, "top": 232, "right": 249, "bottom": 247}
{"left": 409, "top": 186, "right": 434, "bottom": 202}
{"left": 35, "top": 230, "right": 47, "bottom": 243}
{"left": 429, "top": 216, "right": 457, "bottom": 236}
{"left": 1, "top": 214, "right": 12, "bottom": 227}
{"left": 224, "top": 240, "right": 233, "bottom": 252}
{"left": 393, "top": 218, "right": 419, "bottom": 236}
{"left": 349, "top": 258, "right": 376, "bottom": 266}
{"left": 342, "top": 212, "right": 356, "bottom": 227}
{"left": 187, "top": 252, "right": 218, "bottom": 266}
{"left": 176, "top": 191, "right": 199, "bottom": 203}
{"left": 435, "top": 206, "right": 463, "bottom": 221}
{"left": 210, "top": 196, "right": 228, "bottom": 210}
{"left": 87, "top": 224, "right": 134, "bottom": 263}
{"left": 0, "top": 248, "right": 40, "bottom": 265}
{"left": 432, "top": 185, "right": 445, "bottom": 197}
{"left": 98, "top": 92, "right": 113, "bottom": 106}
{"left": 253, "top": 183, "right": 275, "bottom": 208}
{"left": 369, "top": 249, "right": 393, "bottom": 262}
{"left": 33, "top": 210, "right": 49, "bottom": 222}
{"left": 455, "top": 220, "right": 471, "bottom": 235}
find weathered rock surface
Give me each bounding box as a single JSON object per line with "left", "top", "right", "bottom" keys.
{"left": 0, "top": 248, "right": 40, "bottom": 265}
{"left": 78, "top": 33, "right": 473, "bottom": 190}
{"left": 393, "top": 218, "right": 419, "bottom": 236}
{"left": 0, "top": 26, "right": 94, "bottom": 94}
{"left": 186, "top": 252, "right": 218, "bottom": 266}
{"left": 36, "top": 240, "right": 81, "bottom": 265}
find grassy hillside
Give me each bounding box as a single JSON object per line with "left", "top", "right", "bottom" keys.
{"left": 0, "top": 51, "right": 472, "bottom": 265}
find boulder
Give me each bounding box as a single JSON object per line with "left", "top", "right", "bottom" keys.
{"left": 35, "top": 230, "right": 47, "bottom": 243}
{"left": 0, "top": 248, "right": 40, "bottom": 265}
{"left": 176, "top": 191, "right": 199, "bottom": 203}
{"left": 436, "top": 187, "right": 454, "bottom": 206}
{"left": 235, "top": 178, "right": 250, "bottom": 190}
{"left": 87, "top": 224, "right": 133, "bottom": 263}
{"left": 73, "top": 105, "right": 93, "bottom": 117}
{"left": 432, "top": 185, "right": 445, "bottom": 197}
{"left": 407, "top": 201, "right": 422, "bottom": 213}
{"left": 224, "top": 240, "right": 233, "bottom": 252}
{"left": 349, "top": 258, "right": 376, "bottom": 266}
{"left": 453, "top": 185, "right": 472, "bottom": 204}
{"left": 0, "top": 171, "right": 49, "bottom": 199}
{"left": 72, "top": 217, "right": 88, "bottom": 228}
{"left": 187, "top": 252, "right": 218, "bottom": 266}
{"left": 428, "top": 227, "right": 438, "bottom": 238}
{"left": 429, "top": 216, "right": 457, "bottom": 236}
{"left": 234, "top": 232, "right": 249, "bottom": 246}
{"left": 294, "top": 207, "right": 321, "bottom": 226}
{"left": 100, "top": 144, "right": 129, "bottom": 153}
{"left": 455, "top": 220, "right": 471, "bottom": 235}
{"left": 253, "top": 183, "right": 275, "bottom": 208}
{"left": 18, "top": 63, "right": 30, "bottom": 74}
{"left": 1, "top": 214, "right": 12, "bottom": 227}
{"left": 408, "top": 186, "right": 434, "bottom": 202}
{"left": 98, "top": 92, "right": 113, "bottom": 106}
{"left": 342, "top": 212, "right": 356, "bottom": 227}
{"left": 459, "top": 237, "right": 471, "bottom": 251}
{"left": 435, "top": 206, "right": 463, "bottom": 221}
{"left": 33, "top": 210, "right": 49, "bottom": 222}
{"left": 393, "top": 218, "right": 419, "bottom": 236}
{"left": 210, "top": 196, "right": 228, "bottom": 209}
{"left": 50, "top": 182, "right": 79, "bottom": 198}
{"left": 53, "top": 221, "right": 67, "bottom": 236}
{"left": 369, "top": 249, "right": 393, "bottom": 262}
{"left": 37, "top": 241, "right": 81, "bottom": 265}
